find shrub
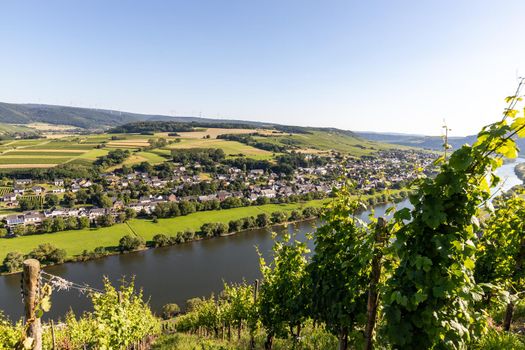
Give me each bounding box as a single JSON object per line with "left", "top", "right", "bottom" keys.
{"left": 162, "top": 303, "right": 181, "bottom": 319}
{"left": 271, "top": 211, "right": 288, "bottom": 224}
{"left": 2, "top": 251, "right": 24, "bottom": 273}
{"left": 118, "top": 235, "right": 145, "bottom": 252}
{"left": 29, "top": 243, "right": 66, "bottom": 264}
{"left": 152, "top": 233, "right": 170, "bottom": 247}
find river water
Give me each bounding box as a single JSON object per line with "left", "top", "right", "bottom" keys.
{"left": 0, "top": 159, "right": 523, "bottom": 320}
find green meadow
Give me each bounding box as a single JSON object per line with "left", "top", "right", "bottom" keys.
{"left": 0, "top": 200, "right": 328, "bottom": 260}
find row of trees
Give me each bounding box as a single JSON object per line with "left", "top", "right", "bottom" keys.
{"left": 8, "top": 210, "right": 137, "bottom": 237}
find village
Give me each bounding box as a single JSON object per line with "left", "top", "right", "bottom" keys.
{"left": 0, "top": 149, "right": 436, "bottom": 234}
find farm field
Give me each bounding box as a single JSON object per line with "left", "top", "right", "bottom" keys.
{"left": 168, "top": 138, "right": 274, "bottom": 160}
{"left": 172, "top": 127, "right": 279, "bottom": 139}
{"left": 253, "top": 130, "right": 410, "bottom": 156}
{"left": 0, "top": 199, "right": 328, "bottom": 259}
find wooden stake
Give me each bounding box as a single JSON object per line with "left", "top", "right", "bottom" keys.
{"left": 364, "top": 217, "right": 387, "bottom": 350}
{"left": 250, "top": 279, "right": 259, "bottom": 349}
{"left": 51, "top": 320, "right": 56, "bottom": 350}
{"left": 23, "top": 259, "right": 42, "bottom": 350}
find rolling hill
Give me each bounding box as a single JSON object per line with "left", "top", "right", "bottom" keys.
{"left": 0, "top": 102, "right": 283, "bottom": 130}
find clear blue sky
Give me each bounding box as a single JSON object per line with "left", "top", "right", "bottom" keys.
{"left": 1, "top": 1, "right": 524, "bottom": 136}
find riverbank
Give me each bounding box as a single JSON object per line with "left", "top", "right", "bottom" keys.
{"left": 0, "top": 189, "right": 408, "bottom": 274}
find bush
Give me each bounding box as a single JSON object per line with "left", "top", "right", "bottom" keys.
{"left": 271, "top": 211, "right": 288, "bottom": 224}
{"left": 152, "top": 233, "right": 170, "bottom": 247}
{"left": 29, "top": 243, "right": 66, "bottom": 264}
{"left": 200, "top": 223, "right": 228, "bottom": 237}
{"left": 2, "top": 251, "right": 24, "bottom": 273}
{"left": 118, "top": 235, "right": 145, "bottom": 252}
{"left": 473, "top": 329, "right": 525, "bottom": 349}
{"left": 256, "top": 213, "right": 271, "bottom": 228}
{"left": 162, "top": 303, "right": 181, "bottom": 319}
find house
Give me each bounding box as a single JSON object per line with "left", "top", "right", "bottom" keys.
{"left": 1, "top": 193, "right": 17, "bottom": 202}
{"left": 260, "top": 189, "right": 276, "bottom": 198}
{"left": 5, "top": 214, "right": 24, "bottom": 227}
{"left": 13, "top": 187, "right": 25, "bottom": 195}
{"left": 54, "top": 179, "right": 64, "bottom": 186}
{"left": 112, "top": 200, "right": 125, "bottom": 210}
{"left": 24, "top": 212, "right": 44, "bottom": 225}
{"left": 217, "top": 191, "right": 232, "bottom": 201}
{"left": 15, "top": 179, "right": 32, "bottom": 186}
{"left": 52, "top": 188, "right": 66, "bottom": 194}
{"left": 88, "top": 208, "right": 106, "bottom": 221}
{"left": 71, "top": 184, "right": 81, "bottom": 192}
{"left": 32, "top": 186, "right": 45, "bottom": 194}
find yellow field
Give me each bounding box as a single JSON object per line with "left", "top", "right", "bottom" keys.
{"left": 173, "top": 127, "right": 280, "bottom": 139}
{"left": 0, "top": 164, "right": 56, "bottom": 168}
{"left": 168, "top": 138, "right": 273, "bottom": 159}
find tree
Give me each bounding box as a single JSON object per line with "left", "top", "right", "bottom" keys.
{"left": 78, "top": 216, "right": 90, "bottom": 229}
{"left": 271, "top": 211, "right": 288, "bottom": 224}
{"left": 256, "top": 213, "right": 271, "bottom": 228}
{"left": 62, "top": 192, "right": 76, "bottom": 207}
{"left": 40, "top": 218, "right": 53, "bottom": 233}
{"left": 97, "top": 214, "right": 114, "bottom": 227}
{"left": 259, "top": 234, "right": 310, "bottom": 349}
{"left": 228, "top": 219, "right": 243, "bottom": 233}
{"left": 153, "top": 233, "right": 170, "bottom": 247}
{"left": 125, "top": 208, "right": 137, "bottom": 220}
{"left": 118, "top": 235, "right": 145, "bottom": 252}
{"left": 52, "top": 216, "right": 66, "bottom": 232}
{"left": 2, "top": 251, "right": 24, "bottom": 273}
{"left": 162, "top": 303, "right": 181, "bottom": 320}
{"left": 45, "top": 194, "right": 59, "bottom": 208}
{"left": 66, "top": 216, "right": 78, "bottom": 230}
{"left": 29, "top": 243, "right": 66, "bottom": 264}
{"left": 179, "top": 200, "right": 196, "bottom": 216}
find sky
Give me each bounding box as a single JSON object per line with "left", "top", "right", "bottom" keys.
{"left": 1, "top": 1, "right": 524, "bottom": 136}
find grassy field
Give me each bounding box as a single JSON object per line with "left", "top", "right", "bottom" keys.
{"left": 0, "top": 127, "right": 407, "bottom": 170}
{"left": 253, "top": 130, "right": 409, "bottom": 156}
{"left": 169, "top": 138, "right": 274, "bottom": 160}
{"left": 0, "top": 200, "right": 328, "bottom": 259}
{"left": 0, "top": 157, "right": 71, "bottom": 164}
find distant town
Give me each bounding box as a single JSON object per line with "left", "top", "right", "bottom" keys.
{"left": 0, "top": 149, "right": 435, "bottom": 235}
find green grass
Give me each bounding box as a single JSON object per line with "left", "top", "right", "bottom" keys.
{"left": 0, "top": 124, "right": 36, "bottom": 134}
{"left": 130, "top": 200, "right": 327, "bottom": 241}
{"left": 135, "top": 151, "right": 168, "bottom": 164}
{"left": 153, "top": 321, "right": 338, "bottom": 350}
{"left": 3, "top": 151, "right": 85, "bottom": 156}
{"left": 169, "top": 139, "right": 274, "bottom": 160}
{"left": 253, "top": 130, "right": 409, "bottom": 156}
{"left": 0, "top": 200, "right": 327, "bottom": 259}
{"left": 0, "top": 157, "right": 72, "bottom": 164}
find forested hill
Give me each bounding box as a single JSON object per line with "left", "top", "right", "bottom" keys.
{"left": 0, "top": 102, "right": 285, "bottom": 130}
{"left": 0, "top": 102, "right": 148, "bottom": 129}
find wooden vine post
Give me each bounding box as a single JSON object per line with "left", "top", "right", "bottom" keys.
{"left": 364, "top": 217, "right": 388, "bottom": 350}
{"left": 23, "top": 259, "right": 42, "bottom": 350}
{"left": 250, "top": 279, "right": 259, "bottom": 350}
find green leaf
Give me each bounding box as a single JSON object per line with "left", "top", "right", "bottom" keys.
{"left": 394, "top": 207, "right": 411, "bottom": 221}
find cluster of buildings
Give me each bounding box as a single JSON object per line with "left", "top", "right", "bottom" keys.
{"left": 1, "top": 149, "right": 436, "bottom": 231}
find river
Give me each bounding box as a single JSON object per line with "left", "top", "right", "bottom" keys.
{"left": 0, "top": 158, "right": 523, "bottom": 320}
